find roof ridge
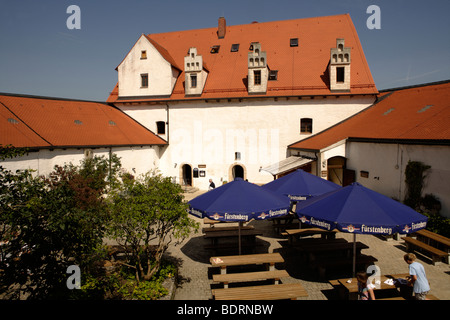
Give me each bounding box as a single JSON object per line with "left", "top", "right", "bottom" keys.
{"left": 379, "top": 79, "right": 450, "bottom": 93}
{"left": 0, "top": 92, "right": 107, "bottom": 104}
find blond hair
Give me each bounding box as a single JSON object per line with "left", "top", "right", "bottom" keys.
{"left": 404, "top": 253, "right": 416, "bottom": 262}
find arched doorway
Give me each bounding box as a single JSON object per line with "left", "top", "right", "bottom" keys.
{"left": 232, "top": 164, "right": 245, "bottom": 180}
{"left": 181, "top": 164, "right": 192, "bottom": 186}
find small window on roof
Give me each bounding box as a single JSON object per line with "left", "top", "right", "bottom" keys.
{"left": 231, "top": 43, "right": 240, "bottom": 52}
{"left": 210, "top": 45, "right": 220, "bottom": 54}
{"left": 108, "top": 120, "right": 116, "bottom": 126}
{"left": 269, "top": 70, "right": 278, "bottom": 81}
{"left": 74, "top": 120, "right": 83, "bottom": 125}
{"left": 290, "top": 38, "right": 299, "bottom": 47}
{"left": 8, "top": 118, "right": 19, "bottom": 124}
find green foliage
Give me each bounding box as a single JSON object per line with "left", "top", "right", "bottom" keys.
{"left": 0, "top": 147, "right": 120, "bottom": 299}
{"left": 107, "top": 170, "right": 199, "bottom": 282}
{"left": 404, "top": 160, "right": 431, "bottom": 210}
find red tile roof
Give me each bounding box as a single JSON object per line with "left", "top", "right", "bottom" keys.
{"left": 288, "top": 81, "right": 450, "bottom": 151}
{"left": 107, "top": 14, "right": 377, "bottom": 103}
{"left": 0, "top": 94, "right": 167, "bottom": 148}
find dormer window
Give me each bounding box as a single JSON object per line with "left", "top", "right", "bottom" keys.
{"left": 269, "top": 70, "right": 278, "bottom": 81}
{"left": 231, "top": 43, "right": 240, "bottom": 52}
{"left": 140, "top": 50, "right": 147, "bottom": 59}
{"left": 190, "top": 74, "right": 197, "bottom": 88}
{"left": 290, "top": 38, "right": 299, "bottom": 47}
{"left": 210, "top": 45, "right": 220, "bottom": 54}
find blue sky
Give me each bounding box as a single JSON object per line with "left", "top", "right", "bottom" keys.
{"left": 0, "top": 0, "right": 449, "bottom": 101}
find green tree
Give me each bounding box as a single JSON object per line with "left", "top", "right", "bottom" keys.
{"left": 404, "top": 160, "right": 431, "bottom": 210}
{"left": 108, "top": 171, "right": 199, "bottom": 282}
{"left": 0, "top": 148, "right": 119, "bottom": 299}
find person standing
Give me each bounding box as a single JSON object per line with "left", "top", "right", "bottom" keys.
{"left": 208, "top": 179, "right": 215, "bottom": 191}
{"left": 404, "top": 253, "right": 430, "bottom": 300}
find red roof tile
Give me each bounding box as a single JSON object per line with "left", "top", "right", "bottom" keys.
{"left": 108, "top": 14, "right": 377, "bottom": 103}
{"left": 0, "top": 94, "right": 167, "bottom": 148}
{"left": 288, "top": 81, "right": 450, "bottom": 151}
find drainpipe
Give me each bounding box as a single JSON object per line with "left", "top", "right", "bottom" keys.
{"left": 166, "top": 104, "right": 170, "bottom": 144}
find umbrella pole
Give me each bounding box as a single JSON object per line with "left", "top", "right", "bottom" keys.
{"left": 238, "top": 221, "right": 242, "bottom": 255}
{"left": 352, "top": 233, "right": 356, "bottom": 278}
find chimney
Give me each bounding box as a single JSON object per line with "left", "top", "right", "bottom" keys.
{"left": 218, "top": 17, "right": 226, "bottom": 39}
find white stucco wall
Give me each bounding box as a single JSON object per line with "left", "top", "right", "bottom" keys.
{"left": 118, "top": 95, "right": 375, "bottom": 190}
{"left": 118, "top": 35, "right": 179, "bottom": 97}
{"left": 346, "top": 142, "right": 450, "bottom": 218}
{"left": 1, "top": 146, "right": 160, "bottom": 179}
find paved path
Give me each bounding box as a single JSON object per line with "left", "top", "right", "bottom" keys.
{"left": 168, "top": 190, "right": 450, "bottom": 300}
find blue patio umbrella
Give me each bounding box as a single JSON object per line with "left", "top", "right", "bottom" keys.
{"left": 262, "top": 169, "right": 341, "bottom": 201}
{"left": 295, "top": 182, "right": 428, "bottom": 276}
{"left": 188, "top": 177, "right": 290, "bottom": 254}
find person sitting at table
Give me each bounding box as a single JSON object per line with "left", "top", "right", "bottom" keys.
{"left": 356, "top": 271, "right": 376, "bottom": 300}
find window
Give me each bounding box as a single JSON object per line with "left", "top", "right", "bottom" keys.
{"left": 210, "top": 45, "right": 220, "bottom": 54}
{"left": 269, "top": 70, "right": 278, "bottom": 81}
{"left": 190, "top": 74, "right": 197, "bottom": 88}
{"left": 141, "top": 73, "right": 148, "bottom": 88}
{"left": 300, "top": 118, "right": 312, "bottom": 134}
{"left": 231, "top": 43, "right": 240, "bottom": 52}
{"left": 360, "top": 171, "right": 369, "bottom": 178}
{"left": 336, "top": 67, "right": 345, "bottom": 83}
{"left": 156, "top": 121, "right": 165, "bottom": 135}
{"left": 235, "top": 152, "right": 241, "bottom": 160}
{"left": 141, "top": 50, "right": 147, "bottom": 59}
{"left": 254, "top": 70, "right": 261, "bottom": 85}
{"left": 290, "top": 38, "right": 299, "bottom": 47}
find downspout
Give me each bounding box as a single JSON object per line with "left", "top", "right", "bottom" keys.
{"left": 166, "top": 104, "right": 170, "bottom": 144}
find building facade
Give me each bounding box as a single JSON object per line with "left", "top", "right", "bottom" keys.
{"left": 107, "top": 15, "right": 378, "bottom": 190}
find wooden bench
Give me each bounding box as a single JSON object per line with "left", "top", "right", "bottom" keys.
{"left": 335, "top": 273, "right": 409, "bottom": 300}
{"left": 213, "top": 270, "right": 289, "bottom": 288}
{"left": 282, "top": 228, "right": 338, "bottom": 245}
{"left": 204, "top": 241, "right": 262, "bottom": 255}
{"left": 212, "top": 283, "right": 308, "bottom": 300}
{"left": 402, "top": 237, "right": 447, "bottom": 265}
{"left": 414, "top": 229, "right": 450, "bottom": 264}
{"left": 297, "top": 241, "right": 369, "bottom": 259}
{"left": 210, "top": 253, "right": 284, "bottom": 274}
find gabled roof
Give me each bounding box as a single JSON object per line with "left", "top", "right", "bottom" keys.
{"left": 107, "top": 14, "right": 377, "bottom": 103}
{"left": 288, "top": 80, "right": 450, "bottom": 151}
{"left": 0, "top": 93, "right": 167, "bottom": 149}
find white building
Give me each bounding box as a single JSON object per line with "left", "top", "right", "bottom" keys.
{"left": 107, "top": 15, "right": 378, "bottom": 190}
{"left": 0, "top": 93, "right": 166, "bottom": 177}
{"left": 289, "top": 81, "right": 450, "bottom": 218}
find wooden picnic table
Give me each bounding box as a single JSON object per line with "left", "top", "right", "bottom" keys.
{"left": 414, "top": 230, "right": 450, "bottom": 264}
{"left": 204, "top": 229, "right": 263, "bottom": 241}
{"left": 210, "top": 252, "right": 284, "bottom": 274}
{"left": 270, "top": 214, "right": 300, "bottom": 234}
{"left": 335, "top": 273, "right": 409, "bottom": 300}
{"left": 297, "top": 241, "right": 369, "bottom": 262}
{"left": 212, "top": 283, "right": 308, "bottom": 300}
{"left": 283, "top": 228, "right": 338, "bottom": 244}
{"left": 414, "top": 229, "right": 450, "bottom": 248}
